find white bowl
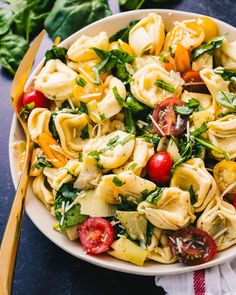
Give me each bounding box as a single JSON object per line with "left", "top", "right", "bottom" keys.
{"left": 9, "top": 9, "right": 236, "bottom": 276}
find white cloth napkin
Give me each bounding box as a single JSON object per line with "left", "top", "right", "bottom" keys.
{"left": 155, "top": 261, "right": 236, "bottom": 295}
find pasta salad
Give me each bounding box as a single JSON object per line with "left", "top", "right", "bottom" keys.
{"left": 15, "top": 13, "right": 236, "bottom": 267}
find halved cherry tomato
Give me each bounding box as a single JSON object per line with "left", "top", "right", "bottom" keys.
{"left": 78, "top": 217, "right": 115, "bottom": 254}
{"left": 152, "top": 97, "right": 188, "bottom": 136}
{"left": 182, "top": 70, "right": 202, "bottom": 83}
{"left": 147, "top": 151, "right": 172, "bottom": 186}
{"left": 169, "top": 227, "right": 217, "bottom": 266}
{"left": 197, "top": 17, "right": 219, "bottom": 42}
{"left": 22, "top": 87, "right": 49, "bottom": 109}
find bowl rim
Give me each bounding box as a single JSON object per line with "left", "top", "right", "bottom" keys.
{"left": 9, "top": 8, "right": 236, "bottom": 276}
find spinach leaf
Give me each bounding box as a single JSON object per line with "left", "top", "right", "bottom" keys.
{"left": 216, "top": 91, "right": 236, "bottom": 111}
{"left": 219, "top": 69, "right": 236, "bottom": 81}
{"left": 175, "top": 98, "right": 202, "bottom": 116}
{"left": 0, "top": 33, "right": 28, "bottom": 75}
{"left": 109, "top": 20, "right": 139, "bottom": 43}
{"left": 189, "top": 185, "right": 197, "bottom": 205}
{"left": 45, "top": 46, "right": 67, "bottom": 63}
{"left": 155, "top": 79, "right": 175, "bottom": 93}
{"left": 54, "top": 184, "right": 87, "bottom": 229}
{"left": 192, "top": 35, "right": 225, "bottom": 61}
{"left": 93, "top": 48, "right": 134, "bottom": 82}
{"left": 49, "top": 113, "right": 60, "bottom": 141}
{"left": 126, "top": 93, "right": 151, "bottom": 116}
{"left": 119, "top": 0, "right": 145, "bottom": 10}
{"left": 117, "top": 195, "right": 138, "bottom": 211}
{"left": 0, "top": 7, "right": 12, "bottom": 36}
{"left": 45, "top": 0, "right": 111, "bottom": 41}
{"left": 124, "top": 108, "right": 136, "bottom": 135}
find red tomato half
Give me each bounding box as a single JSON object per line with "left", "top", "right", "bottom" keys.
{"left": 78, "top": 217, "right": 115, "bottom": 254}
{"left": 181, "top": 70, "right": 203, "bottom": 83}
{"left": 169, "top": 227, "right": 217, "bottom": 266}
{"left": 147, "top": 152, "right": 172, "bottom": 186}
{"left": 152, "top": 97, "right": 187, "bottom": 136}
{"left": 22, "top": 87, "right": 49, "bottom": 108}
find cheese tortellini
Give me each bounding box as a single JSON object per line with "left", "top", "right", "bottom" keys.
{"left": 129, "top": 13, "right": 165, "bottom": 56}
{"left": 35, "top": 59, "right": 78, "bottom": 100}
{"left": 130, "top": 63, "right": 184, "bottom": 108}
{"left": 137, "top": 187, "right": 196, "bottom": 230}
{"left": 220, "top": 39, "right": 236, "bottom": 70}
{"left": 208, "top": 115, "right": 236, "bottom": 159}
{"left": 197, "top": 198, "right": 236, "bottom": 251}
{"left": 32, "top": 174, "right": 54, "bottom": 209}
{"left": 171, "top": 158, "right": 220, "bottom": 212}
{"left": 67, "top": 32, "right": 109, "bottom": 62}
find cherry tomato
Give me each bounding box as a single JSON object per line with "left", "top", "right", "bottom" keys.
{"left": 147, "top": 151, "right": 172, "bottom": 186}
{"left": 152, "top": 97, "right": 188, "bottom": 136}
{"left": 22, "top": 87, "right": 49, "bottom": 108}
{"left": 182, "top": 70, "right": 202, "bottom": 83}
{"left": 78, "top": 217, "right": 115, "bottom": 254}
{"left": 169, "top": 227, "right": 217, "bottom": 266}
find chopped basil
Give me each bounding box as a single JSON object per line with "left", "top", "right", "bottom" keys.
{"left": 192, "top": 35, "right": 225, "bottom": 61}
{"left": 128, "top": 162, "right": 138, "bottom": 170}
{"left": 66, "top": 169, "right": 78, "bottom": 178}
{"left": 107, "top": 135, "right": 120, "bottom": 147}
{"left": 35, "top": 156, "right": 53, "bottom": 170}
{"left": 155, "top": 79, "right": 175, "bottom": 93}
{"left": 216, "top": 91, "right": 236, "bottom": 111}
{"left": 99, "top": 113, "right": 106, "bottom": 121}
{"left": 219, "top": 69, "right": 236, "bottom": 81}
{"left": 88, "top": 151, "right": 100, "bottom": 161}
{"left": 113, "top": 86, "right": 129, "bottom": 108}
{"left": 189, "top": 185, "right": 197, "bottom": 205}
{"left": 117, "top": 195, "right": 138, "bottom": 211}
{"left": 78, "top": 153, "right": 83, "bottom": 162}
{"left": 19, "top": 102, "right": 35, "bottom": 120}
{"left": 79, "top": 101, "right": 88, "bottom": 114}
{"left": 124, "top": 108, "right": 136, "bottom": 135}
{"left": 191, "top": 122, "right": 208, "bottom": 137}
{"left": 80, "top": 124, "right": 89, "bottom": 139}
{"left": 112, "top": 176, "right": 125, "bottom": 187}
{"left": 109, "top": 20, "right": 139, "bottom": 43}
{"left": 76, "top": 77, "right": 87, "bottom": 87}
{"left": 145, "top": 188, "right": 164, "bottom": 205}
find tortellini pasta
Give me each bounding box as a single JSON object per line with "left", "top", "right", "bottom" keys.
{"left": 32, "top": 174, "right": 54, "bottom": 209}
{"left": 43, "top": 160, "right": 81, "bottom": 191}
{"left": 170, "top": 158, "right": 220, "bottom": 212}
{"left": 54, "top": 113, "right": 92, "bottom": 158}
{"left": 130, "top": 63, "right": 184, "bottom": 108}
{"left": 208, "top": 115, "right": 236, "bottom": 159}
{"left": 220, "top": 39, "right": 236, "bottom": 70}
{"left": 137, "top": 187, "right": 195, "bottom": 230}
{"left": 129, "top": 13, "right": 165, "bottom": 56}
{"left": 87, "top": 76, "right": 126, "bottom": 123}
{"left": 67, "top": 32, "right": 109, "bottom": 62}
{"left": 34, "top": 59, "right": 78, "bottom": 100}
{"left": 83, "top": 130, "right": 135, "bottom": 170}
{"left": 192, "top": 53, "right": 213, "bottom": 71}
{"left": 96, "top": 171, "right": 156, "bottom": 204}
{"left": 27, "top": 108, "right": 52, "bottom": 143}
{"left": 197, "top": 198, "right": 236, "bottom": 251}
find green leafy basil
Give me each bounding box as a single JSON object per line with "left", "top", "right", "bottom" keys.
{"left": 216, "top": 91, "right": 236, "bottom": 111}
{"left": 35, "top": 156, "right": 53, "bottom": 170}
{"left": 145, "top": 188, "right": 164, "bottom": 205}
{"left": 112, "top": 176, "right": 125, "bottom": 187}
{"left": 88, "top": 151, "right": 101, "bottom": 161}
{"left": 54, "top": 184, "right": 87, "bottom": 229}
{"left": 45, "top": 46, "right": 67, "bottom": 63}
{"left": 191, "top": 122, "right": 208, "bottom": 137}
{"left": 175, "top": 98, "right": 202, "bottom": 115}
{"left": 0, "top": 34, "right": 28, "bottom": 75}
{"left": 19, "top": 102, "right": 34, "bottom": 120}
{"left": 45, "top": 0, "right": 111, "bottom": 41}
{"left": 117, "top": 195, "right": 138, "bottom": 211}
{"left": 126, "top": 93, "right": 151, "bottom": 116}
{"left": 107, "top": 135, "right": 120, "bottom": 147}
{"left": 124, "top": 108, "right": 136, "bottom": 135}
{"left": 192, "top": 35, "right": 225, "bottom": 61}
{"left": 76, "top": 77, "right": 87, "bottom": 87}
{"left": 109, "top": 20, "right": 139, "bottom": 43}
{"left": 93, "top": 48, "right": 134, "bottom": 82}
{"left": 49, "top": 113, "right": 60, "bottom": 141}
{"left": 219, "top": 69, "right": 236, "bottom": 81}
{"left": 189, "top": 185, "right": 197, "bottom": 205}
{"left": 113, "top": 86, "right": 129, "bottom": 108}
{"left": 80, "top": 124, "right": 89, "bottom": 139}
{"left": 155, "top": 79, "right": 175, "bottom": 93}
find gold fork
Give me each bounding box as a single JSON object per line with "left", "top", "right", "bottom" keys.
{"left": 0, "top": 30, "right": 46, "bottom": 295}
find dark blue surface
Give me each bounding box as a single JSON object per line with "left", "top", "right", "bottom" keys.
{"left": 0, "top": 1, "right": 235, "bottom": 294}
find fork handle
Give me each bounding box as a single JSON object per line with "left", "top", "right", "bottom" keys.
{"left": 0, "top": 138, "right": 34, "bottom": 295}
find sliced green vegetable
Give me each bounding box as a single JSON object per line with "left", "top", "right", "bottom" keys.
{"left": 45, "top": 0, "right": 111, "bottom": 40}
{"left": 216, "top": 91, "right": 236, "bottom": 111}
{"left": 155, "top": 79, "right": 175, "bottom": 93}
{"left": 192, "top": 35, "right": 225, "bottom": 61}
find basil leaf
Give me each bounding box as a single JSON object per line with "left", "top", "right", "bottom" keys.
{"left": 109, "top": 20, "right": 139, "bottom": 43}
{"left": 192, "top": 35, "right": 225, "bottom": 61}
{"left": 113, "top": 86, "right": 129, "bottom": 108}
{"left": 191, "top": 122, "right": 208, "bottom": 137}
{"left": 124, "top": 108, "right": 136, "bottom": 135}
{"left": 117, "top": 195, "right": 137, "bottom": 211}
{"left": 219, "top": 69, "right": 236, "bottom": 81}
{"left": 112, "top": 176, "right": 125, "bottom": 187}
{"left": 35, "top": 156, "right": 53, "bottom": 170}
{"left": 80, "top": 124, "right": 89, "bottom": 139}
{"left": 175, "top": 106, "right": 193, "bottom": 115}
{"left": 49, "top": 113, "right": 60, "bottom": 141}
{"left": 175, "top": 98, "right": 202, "bottom": 116}
{"left": 0, "top": 7, "right": 12, "bottom": 36}
{"left": 0, "top": 33, "right": 28, "bottom": 75}
{"left": 216, "top": 91, "right": 236, "bottom": 111}
{"left": 155, "top": 79, "right": 175, "bottom": 93}
{"left": 146, "top": 188, "right": 164, "bottom": 205}
{"left": 189, "top": 185, "right": 197, "bottom": 205}
{"left": 19, "top": 102, "right": 35, "bottom": 120}
{"left": 45, "top": 0, "right": 111, "bottom": 40}
{"left": 107, "top": 135, "right": 120, "bottom": 147}
{"left": 45, "top": 46, "right": 67, "bottom": 63}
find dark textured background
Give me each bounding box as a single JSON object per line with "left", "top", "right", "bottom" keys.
{"left": 0, "top": 1, "right": 235, "bottom": 294}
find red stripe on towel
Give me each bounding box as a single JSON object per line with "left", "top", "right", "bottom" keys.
{"left": 193, "top": 270, "right": 205, "bottom": 295}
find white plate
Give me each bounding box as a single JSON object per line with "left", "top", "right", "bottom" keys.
{"left": 9, "top": 9, "right": 236, "bottom": 276}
